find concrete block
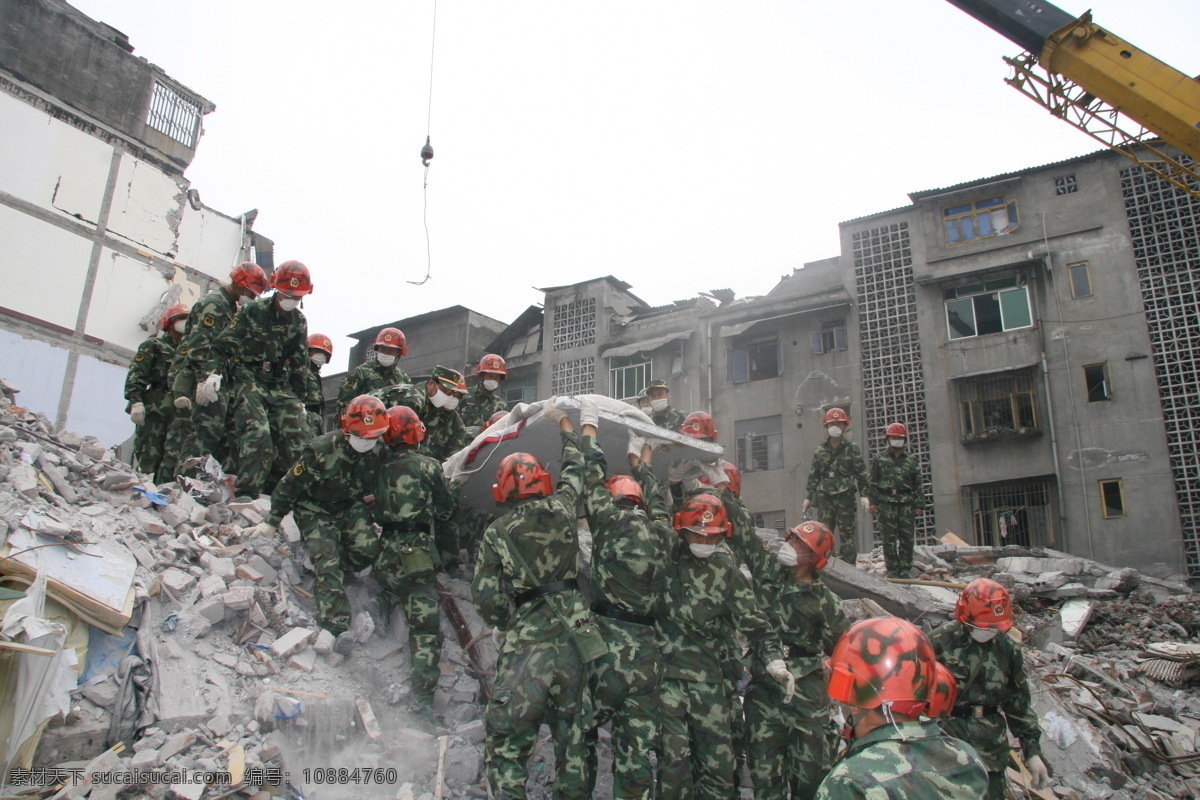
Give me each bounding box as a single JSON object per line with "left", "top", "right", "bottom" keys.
{"left": 129, "top": 748, "right": 160, "bottom": 769}
{"left": 269, "top": 627, "right": 315, "bottom": 659}
{"left": 159, "top": 731, "right": 197, "bottom": 762}
{"left": 239, "top": 507, "right": 264, "bottom": 525}
{"left": 289, "top": 648, "right": 317, "bottom": 673}
{"left": 79, "top": 440, "right": 107, "bottom": 460}
{"left": 222, "top": 586, "right": 255, "bottom": 612}
{"left": 209, "top": 557, "right": 236, "bottom": 579}
{"left": 314, "top": 629, "right": 335, "bottom": 654}
{"left": 279, "top": 513, "right": 301, "bottom": 543}
{"left": 9, "top": 463, "right": 39, "bottom": 497}
{"left": 189, "top": 506, "right": 208, "bottom": 525}
{"left": 198, "top": 574, "right": 227, "bottom": 598}
{"left": 160, "top": 504, "right": 191, "bottom": 528}
{"left": 58, "top": 430, "right": 83, "bottom": 449}
{"left": 101, "top": 472, "right": 137, "bottom": 491}
{"left": 81, "top": 678, "right": 119, "bottom": 707}
{"left": 207, "top": 714, "right": 233, "bottom": 737}
{"left": 168, "top": 779, "right": 206, "bottom": 800}
{"left": 146, "top": 521, "right": 168, "bottom": 536}
{"left": 246, "top": 554, "right": 278, "bottom": 584}
{"left": 194, "top": 595, "right": 226, "bottom": 624}
{"left": 236, "top": 564, "right": 264, "bottom": 583}
{"left": 160, "top": 568, "right": 197, "bottom": 596}
{"left": 356, "top": 699, "right": 382, "bottom": 739}
{"left": 456, "top": 719, "right": 486, "bottom": 745}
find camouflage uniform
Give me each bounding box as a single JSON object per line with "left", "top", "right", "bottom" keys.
{"left": 374, "top": 443, "right": 456, "bottom": 706}
{"left": 205, "top": 296, "right": 310, "bottom": 495}
{"left": 337, "top": 360, "right": 410, "bottom": 414}
{"left": 806, "top": 440, "right": 868, "bottom": 564}
{"left": 124, "top": 334, "right": 179, "bottom": 482}
{"left": 930, "top": 621, "right": 1044, "bottom": 800}
{"left": 168, "top": 286, "right": 240, "bottom": 467}
{"left": 460, "top": 382, "right": 507, "bottom": 429}
{"left": 267, "top": 431, "right": 381, "bottom": 636}
{"left": 580, "top": 436, "right": 674, "bottom": 800}
{"left": 658, "top": 539, "right": 784, "bottom": 800}
{"left": 472, "top": 430, "right": 595, "bottom": 800}
{"left": 814, "top": 719, "right": 989, "bottom": 800}
{"left": 746, "top": 567, "right": 849, "bottom": 800}
{"left": 867, "top": 449, "right": 924, "bottom": 578}
{"left": 302, "top": 362, "right": 326, "bottom": 438}
{"left": 651, "top": 406, "right": 687, "bottom": 433}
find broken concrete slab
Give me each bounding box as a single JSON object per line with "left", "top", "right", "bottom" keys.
{"left": 269, "top": 627, "right": 315, "bottom": 659}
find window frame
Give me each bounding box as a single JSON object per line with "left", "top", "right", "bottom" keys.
{"left": 945, "top": 278, "right": 1034, "bottom": 340}
{"left": 501, "top": 373, "right": 538, "bottom": 407}
{"left": 752, "top": 511, "right": 787, "bottom": 533}
{"left": 1068, "top": 261, "right": 1094, "bottom": 299}
{"left": 608, "top": 354, "right": 651, "bottom": 401}
{"left": 1099, "top": 478, "right": 1126, "bottom": 519}
{"left": 958, "top": 371, "right": 1040, "bottom": 442}
{"left": 811, "top": 319, "right": 848, "bottom": 355}
{"left": 1083, "top": 362, "right": 1111, "bottom": 402}
{"left": 727, "top": 336, "right": 782, "bottom": 383}
{"left": 943, "top": 196, "right": 1020, "bottom": 246}
{"left": 735, "top": 416, "right": 784, "bottom": 473}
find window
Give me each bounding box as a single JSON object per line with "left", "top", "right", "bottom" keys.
{"left": 552, "top": 298, "right": 596, "bottom": 351}
{"left": 735, "top": 416, "right": 783, "bottom": 472}
{"left": 811, "top": 319, "right": 847, "bottom": 354}
{"left": 551, "top": 357, "right": 594, "bottom": 396}
{"left": 1084, "top": 363, "right": 1111, "bottom": 402}
{"left": 147, "top": 81, "right": 203, "bottom": 148}
{"left": 1055, "top": 175, "right": 1078, "bottom": 195}
{"left": 945, "top": 278, "right": 1033, "bottom": 340}
{"left": 1068, "top": 262, "right": 1093, "bottom": 298}
{"left": 502, "top": 373, "right": 538, "bottom": 407}
{"left": 959, "top": 372, "right": 1039, "bottom": 440}
{"left": 943, "top": 196, "right": 1019, "bottom": 245}
{"left": 1099, "top": 479, "right": 1126, "bottom": 519}
{"left": 965, "top": 478, "right": 1054, "bottom": 547}
{"left": 728, "top": 337, "right": 780, "bottom": 382}
{"left": 752, "top": 511, "right": 786, "bottom": 533}
{"left": 609, "top": 355, "right": 650, "bottom": 401}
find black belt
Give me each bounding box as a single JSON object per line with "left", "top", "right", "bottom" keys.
{"left": 514, "top": 578, "right": 578, "bottom": 608}
{"left": 782, "top": 644, "right": 817, "bottom": 659}
{"left": 592, "top": 599, "right": 655, "bottom": 627}
{"left": 952, "top": 703, "right": 1000, "bottom": 719}
{"left": 381, "top": 521, "right": 430, "bottom": 534}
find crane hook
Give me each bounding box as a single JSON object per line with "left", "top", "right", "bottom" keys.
{"left": 420, "top": 136, "right": 434, "bottom": 167}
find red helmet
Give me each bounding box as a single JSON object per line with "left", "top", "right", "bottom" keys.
{"left": 341, "top": 395, "right": 388, "bottom": 439}
{"left": 827, "top": 616, "right": 937, "bottom": 712}
{"left": 926, "top": 662, "right": 958, "bottom": 719}
{"left": 272, "top": 260, "right": 313, "bottom": 297}
{"left": 885, "top": 422, "right": 908, "bottom": 439}
{"left": 823, "top": 408, "right": 850, "bottom": 426}
{"left": 784, "top": 520, "right": 835, "bottom": 571}
{"left": 955, "top": 578, "right": 1013, "bottom": 632}
{"left": 477, "top": 353, "right": 508, "bottom": 378}
{"left": 230, "top": 261, "right": 269, "bottom": 296}
{"left": 493, "top": 452, "right": 553, "bottom": 504}
{"left": 680, "top": 411, "right": 718, "bottom": 441}
{"left": 700, "top": 461, "right": 741, "bottom": 495}
{"left": 487, "top": 410, "right": 509, "bottom": 427}
{"left": 673, "top": 493, "right": 731, "bottom": 537}
{"left": 161, "top": 303, "right": 190, "bottom": 331}
{"left": 605, "top": 475, "right": 645, "bottom": 509}
{"left": 307, "top": 333, "right": 333, "bottom": 358}
{"left": 374, "top": 327, "right": 408, "bottom": 356}
{"left": 383, "top": 405, "right": 426, "bottom": 446}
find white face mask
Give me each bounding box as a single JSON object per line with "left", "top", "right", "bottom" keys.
{"left": 650, "top": 397, "right": 669, "bottom": 413}
{"left": 777, "top": 544, "right": 799, "bottom": 566}
{"left": 172, "top": 320, "right": 187, "bottom": 334}
{"left": 688, "top": 542, "right": 717, "bottom": 559}
{"left": 889, "top": 438, "right": 906, "bottom": 449}
{"left": 347, "top": 435, "right": 377, "bottom": 453}
{"left": 827, "top": 425, "right": 843, "bottom": 438}
{"left": 375, "top": 353, "right": 397, "bottom": 367}
{"left": 970, "top": 627, "right": 999, "bottom": 643}
{"left": 311, "top": 354, "right": 327, "bottom": 367}
{"left": 430, "top": 390, "right": 460, "bottom": 411}
{"left": 277, "top": 296, "right": 300, "bottom": 312}
{"left": 482, "top": 379, "right": 500, "bottom": 392}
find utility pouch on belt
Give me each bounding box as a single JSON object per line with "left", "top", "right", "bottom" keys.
{"left": 399, "top": 544, "right": 435, "bottom": 579}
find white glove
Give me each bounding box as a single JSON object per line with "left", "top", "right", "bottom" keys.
{"left": 196, "top": 373, "right": 223, "bottom": 406}
{"left": 860, "top": 496, "right": 871, "bottom": 512}
{"left": 541, "top": 396, "right": 569, "bottom": 423}
{"left": 701, "top": 462, "right": 728, "bottom": 487}
{"left": 245, "top": 521, "right": 276, "bottom": 538}
{"left": 578, "top": 397, "right": 600, "bottom": 430}
{"left": 802, "top": 499, "right": 812, "bottom": 513}
{"left": 173, "top": 396, "right": 192, "bottom": 410}
{"left": 1027, "top": 755, "right": 1049, "bottom": 788}
{"left": 627, "top": 432, "right": 646, "bottom": 458}
{"left": 666, "top": 460, "right": 704, "bottom": 484}
{"left": 129, "top": 402, "right": 146, "bottom": 425}
{"left": 766, "top": 659, "right": 796, "bottom": 703}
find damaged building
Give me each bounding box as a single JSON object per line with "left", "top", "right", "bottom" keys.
{"left": 0, "top": 0, "right": 272, "bottom": 450}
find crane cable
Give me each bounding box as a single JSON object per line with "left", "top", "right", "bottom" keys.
{"left": 409, "top": 0, "right": 439, "bottom": 286}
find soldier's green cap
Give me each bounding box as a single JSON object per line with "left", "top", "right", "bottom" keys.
{"left": 431, "top": 365, "right": 467, "bottom": 394}
{"left": 646, "top": 379, "right": 669, "bottom": 391}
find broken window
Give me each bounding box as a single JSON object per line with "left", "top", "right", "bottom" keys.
{"left": 727, "top": 337, "right": 780, "bottom": 382}
{"left": 1069, "top": 262, "right": 1093, "bottom": 298}
{"left": 1099, "top": 479, "right": 1126, "bottom": 519}
{"left": 811, "top": 319, "right": 847, "bottom": 354}
{"left": 735, "top": 416, "right": 783, "bottom": 472}
{"left": 608, "top": 355, "right": 650, "bottom": 401}
{"left": 945, "top": 278, "right": 1033, "bottom": 340}
{"left": 1084, "top": 363, "right": 1111, "bottom": 402}
{"left": 752, "top": 510, "right": 787, "bottom": 533}
{"left": 958, "top": 371, "right": 1039, "bottom": 440}
{"left": 965, "top": 478, "right": 1055, "bottom": 547}
{"left": 943, "top": 196, "right": 1020, "bottom": 245}
{"left": 147, "top": 80, "right": 203, "bottom": 148}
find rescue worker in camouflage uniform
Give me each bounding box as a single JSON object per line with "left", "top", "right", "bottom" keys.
{"left": 930, "top": 579, "right": 1049, "bottom": 799}
{"left": 303, "top": 334, "right": 333, "bottom": 437}
{"left": 803, "top": 407, "right": 869, "bottom": 565}
{"left": 246, "top": 395, "right": 388, "bottom": 653}
{"left": 645, "top": 379, "right": 687, "bottom": 432}
{"left": 337, "top": 327, "right": 410, "bottom": 414}
{"left": 746, "top": 521, "right": 849, "bottom": 800}
{"left": 374, "top": 406, "right": 456, "bottom": 715}
{"left": 198, "top": 260, "right": 313, "bottom": 496}
{"left": 472, "top": 398, "right": 602, "bottom": 800}
{"left": 867, "top": 422, "right": 926, "bottom": 578}
{"left": 577, "top": 399, "right": 674, "bottom": 800}
{"left": 125, "top": 303, "right": 189, "bottom": 482}
{"left": 658, "top": 492, "right": 794, "bottom": 800}
{"left": 169, "top": 261, "right": 269, "bottom": 470}
{"left": 816, "top": 616, "right": 989, "bottom": 800}
{"left": 460, "top": 353, "right": 509, "bottom": 428}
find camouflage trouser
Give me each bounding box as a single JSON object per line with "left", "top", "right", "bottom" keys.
{"left": 876, "top": 501, "right": 917, "bottom": 577}
{"left": 587, "top": 622, "right": 661, "bottom": 800}
{"left": 233, "top": 383, "right": 310, "bottom": 496}
{"left": 133, "top": 394, "right": 173, "bottom": 480}
{"left": 374, "top": 532, "right": 442, "bottom": 704}
{"left": 486, "top": 637, "right": 590, "bottom": 800}
{"left": 293, "top": 503, "right": 379, "bottom": 636}
{"left": 659, "top": 677, "right": 737, "bottom": 800}
{"left": 817, "top": 495, "right": 859, "bottom": 564}
{"left": 453, "top": 505, "right": 496, "bottom": 566}
{"left": 725, "top": 658, "right": 748, "bottom": 779}
{"left": 939, "top": 715, "right": 1010, "bottom": 800}
{"left": 305, "top": 407, "right": 324, "bottom": 438}
{"left": 156, "top": 404, "right": 192, "bottom": 484}
{"left": 745, "top": 671, "right": 835, "bottom": 800}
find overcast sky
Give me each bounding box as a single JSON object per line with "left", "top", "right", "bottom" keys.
{"left": 69, "top": 0, "right": 1200, "bottom": 371}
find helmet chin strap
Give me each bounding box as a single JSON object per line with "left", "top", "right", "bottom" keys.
{"left": 881, "top": 701, "right": 909, "bottom": 741}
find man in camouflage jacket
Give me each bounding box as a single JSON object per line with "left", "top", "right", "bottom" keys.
{"left": 645, "top": 379, "right": 687, "bottom": 432}
{"left": 460, "top": 354, "right": 509, "bottom": 429}
{"left": 579, "top": 404, "right": 674, "bottom": 800}
{"left": 866, "top": 424, "right": 925, "bottom": 578}
{"left": 336, "top": 328, "right": 410, "bottom": 414}
{"left": 125, "top": 313, "right": 185, "bottom": 482}
{"left": 804, "top": 410, "right": 869, "bottom": 564}
{"left": 471, "top": 402, "right": 598, "bottom": 800}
